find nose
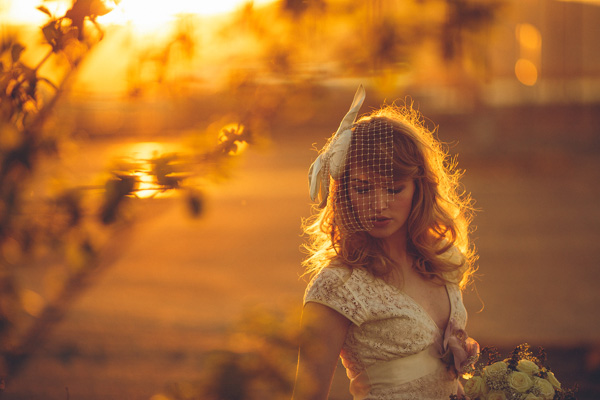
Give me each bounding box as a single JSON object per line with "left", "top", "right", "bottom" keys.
{"left": 371, "top": 187, "right": 388, "bottom": 213}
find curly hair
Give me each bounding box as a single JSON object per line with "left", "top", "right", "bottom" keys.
{"left": 302, "top": 104, "right": 477, "bottom": 289}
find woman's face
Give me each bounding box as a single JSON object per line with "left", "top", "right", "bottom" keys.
{"left": 348, "top": 171, "right": 416, "bottom": 242}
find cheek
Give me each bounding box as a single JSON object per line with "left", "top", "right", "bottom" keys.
{"left": 348, "top": 192, "right": 360, "bottom": 208}
{"left": 395, "top": 191, "right": 416, "bottom": 214}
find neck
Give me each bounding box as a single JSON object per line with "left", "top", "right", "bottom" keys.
{"left": 382, "top": 229, "right": 412, "bottom": 273}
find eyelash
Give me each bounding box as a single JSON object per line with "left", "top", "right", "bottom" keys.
{"left": 353, "top": 186, "right": 405, "bottom": 195}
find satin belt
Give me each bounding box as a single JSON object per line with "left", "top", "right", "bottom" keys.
{"left": 349, "top": 347, "right": 442, "bottom": 399}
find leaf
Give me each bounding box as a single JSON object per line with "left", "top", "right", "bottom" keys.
{"left": 90, "top": 0, "right": 113, "bottom": 17}
{"left": 57, "top": 190, "right": 82, "bottom": 228}
{"left": 36, "top": 5, "right": 52, "bottom": 17}
{"left": 10, "top": 43, "right": 25, "bottom": 63}
{"left": 41, "top": 21, "right": 59, "bottom": 49}
{"left": 151, "top": 154, "right": 178, "bottom": 187}
{"left": 187, "top": 191, "right": 204, "bottom": 218}
{"left": 99, "top": 175, "right": 135, "bottom": 224}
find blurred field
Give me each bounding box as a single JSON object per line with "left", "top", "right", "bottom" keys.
{"left": 2, "top": 88, "right": 600, "bottom": 399}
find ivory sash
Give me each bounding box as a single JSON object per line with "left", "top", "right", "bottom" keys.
{"left": 349, "top": 347, "right": 442, "bottom": 399}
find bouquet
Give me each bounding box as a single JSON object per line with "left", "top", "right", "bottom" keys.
{"left": 453, "top": 343, "right": 577, "bottom": 400}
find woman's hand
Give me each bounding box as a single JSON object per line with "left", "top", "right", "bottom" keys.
{"left": 291, "top": 302, "right": 351, "bottom": 400}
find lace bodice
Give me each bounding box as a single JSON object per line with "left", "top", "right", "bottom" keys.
{"left": 304, "top": 265, "right": 468, "bottom": 400}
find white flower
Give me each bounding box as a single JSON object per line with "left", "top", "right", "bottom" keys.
{"left": 486, "top": 390, "right": 508, "bottom": 400}
{"left": 464, "top": 375, "right": 487, "bottom": 398}
{"left": 523, "top": 394, "right": 544, "bottom": 400}
{"left": 516, "top": 359, "right": 540, "bottom": 376}
{"left": 483, "top": 361, "right": 508, "bottom": 382}
{"left": 533, "top": 377, "right": 555, "bottom": 399}
{"left": 508, "top": 371, "right": 533, "bottom": 393}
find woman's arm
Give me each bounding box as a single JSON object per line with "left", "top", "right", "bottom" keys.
{"left": 291, "top": 302, "right": 351, "bottom": 400}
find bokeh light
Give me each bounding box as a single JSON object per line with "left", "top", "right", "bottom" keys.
{"left": 20, "top": 289, "right": 45, "bottom": 317}
{"left": 515, "top": 58, "right": 538, "bottom": 86}
{"left": 515, "top": 23, "right": 542, "bottom": 87}
{"left": 516, "top": 23, "right": 542, "bottom": 51}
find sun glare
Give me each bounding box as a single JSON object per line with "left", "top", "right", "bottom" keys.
{"left": 2, "top": 0, "right": 274, "bottom": 29}
{"left": 1, "top": 0, "right": 69, "bottom": 24}
{"left": 120, "top": 141, "right": 180, "bottom": 199}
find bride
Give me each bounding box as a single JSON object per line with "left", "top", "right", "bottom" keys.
{"left": 292, "top": 86, "right": 479, "bottom": 400}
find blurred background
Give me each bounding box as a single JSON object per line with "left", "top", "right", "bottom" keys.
{"left": 0, "top": 0, "right": 599, "bottom": 399}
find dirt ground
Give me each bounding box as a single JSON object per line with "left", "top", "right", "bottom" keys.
{"left": 2, "top": 96, "right": 600, "bottom": 399}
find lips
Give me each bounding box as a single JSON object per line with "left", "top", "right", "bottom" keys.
{"left": 372, "top": 216, "right": 391, "bottom": 228}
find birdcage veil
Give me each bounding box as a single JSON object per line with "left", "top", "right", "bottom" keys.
{"left": 308, "top": 86, "right": 395, "bottom": 234}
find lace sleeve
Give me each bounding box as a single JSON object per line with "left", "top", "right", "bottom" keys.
{"left": 304, "top": 267, "right": 368, "bottom": 326}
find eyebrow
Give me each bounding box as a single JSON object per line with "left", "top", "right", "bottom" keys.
{"left": 350, "top": 178, "right": 370, "bottom": 184}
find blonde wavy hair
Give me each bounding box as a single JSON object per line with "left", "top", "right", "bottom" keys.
{"left": 302, "top": 105, "right": 477, "bottom": 289}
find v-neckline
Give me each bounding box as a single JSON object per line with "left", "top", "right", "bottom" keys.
{"left": 379, "top": 276, "right": 453, "bottom": 333}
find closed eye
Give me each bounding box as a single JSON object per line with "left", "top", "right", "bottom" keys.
{"left": 389, "top": 185, "right": 405, "bottom": 194}
{"left": 350, "top": 178, "right": 372, "bottom": 195}
{"left": 353, "top": 186, "right": 370, "bottom": 194}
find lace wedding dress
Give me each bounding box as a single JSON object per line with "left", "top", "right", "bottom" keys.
{"left": 304, "top": 265, "right": 469, "bottom": 400}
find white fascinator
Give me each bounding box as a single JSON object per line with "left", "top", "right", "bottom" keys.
{"left": 308, "top": 85, "right": 366, "bottom": 207}
{"left": 307, "top": 85, "right": 396, "bottom": 233}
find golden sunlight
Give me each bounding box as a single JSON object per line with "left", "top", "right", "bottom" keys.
{"left": 2, "top": 0, "right": 274, "bottom": 28}
{"left": 1, "top": 0, "right": 69, "bottom": 24}
{"left": 122, "top": 142, "right": 175, "bottom": 199}
{"left": 98, "top": 0, "right": 273, "bottom": 32}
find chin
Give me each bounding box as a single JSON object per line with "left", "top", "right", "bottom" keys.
{"left": 366, "top": 229, "right": 393, "bottom": 239}
{"left": 367, "top": 225, "right": 406, "bottom": 241}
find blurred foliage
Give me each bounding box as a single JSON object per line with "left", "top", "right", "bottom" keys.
{"left": 154, "top": 306, "right": 302, "bottom": 400}
{"left": 214, "top": 0, "right": 505, "bottom": 91}
{"left": 126, "top": 14, "right": 198, "bottom": 97}
{"left": 441, "top": 0, "right": 502, "bottom": 63}
{"left": 0, "top": 0, "right": 252, "bottom": 391}
{"left": 109, "top": 0, "right": 504, "bottom": 104}
{"left": 0, "top": 0, "right": 115, "bottom": 385}
{"left": 100, "top": 123, "right": 252, "bottom": 223}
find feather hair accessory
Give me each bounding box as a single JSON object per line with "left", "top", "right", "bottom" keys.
{"left": 308, "top": 85, "right": 366, "bottom": 208}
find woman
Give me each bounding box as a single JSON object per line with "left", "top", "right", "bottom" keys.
{"left": 292, "top": 86, "right": 479, "bottom": 400}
